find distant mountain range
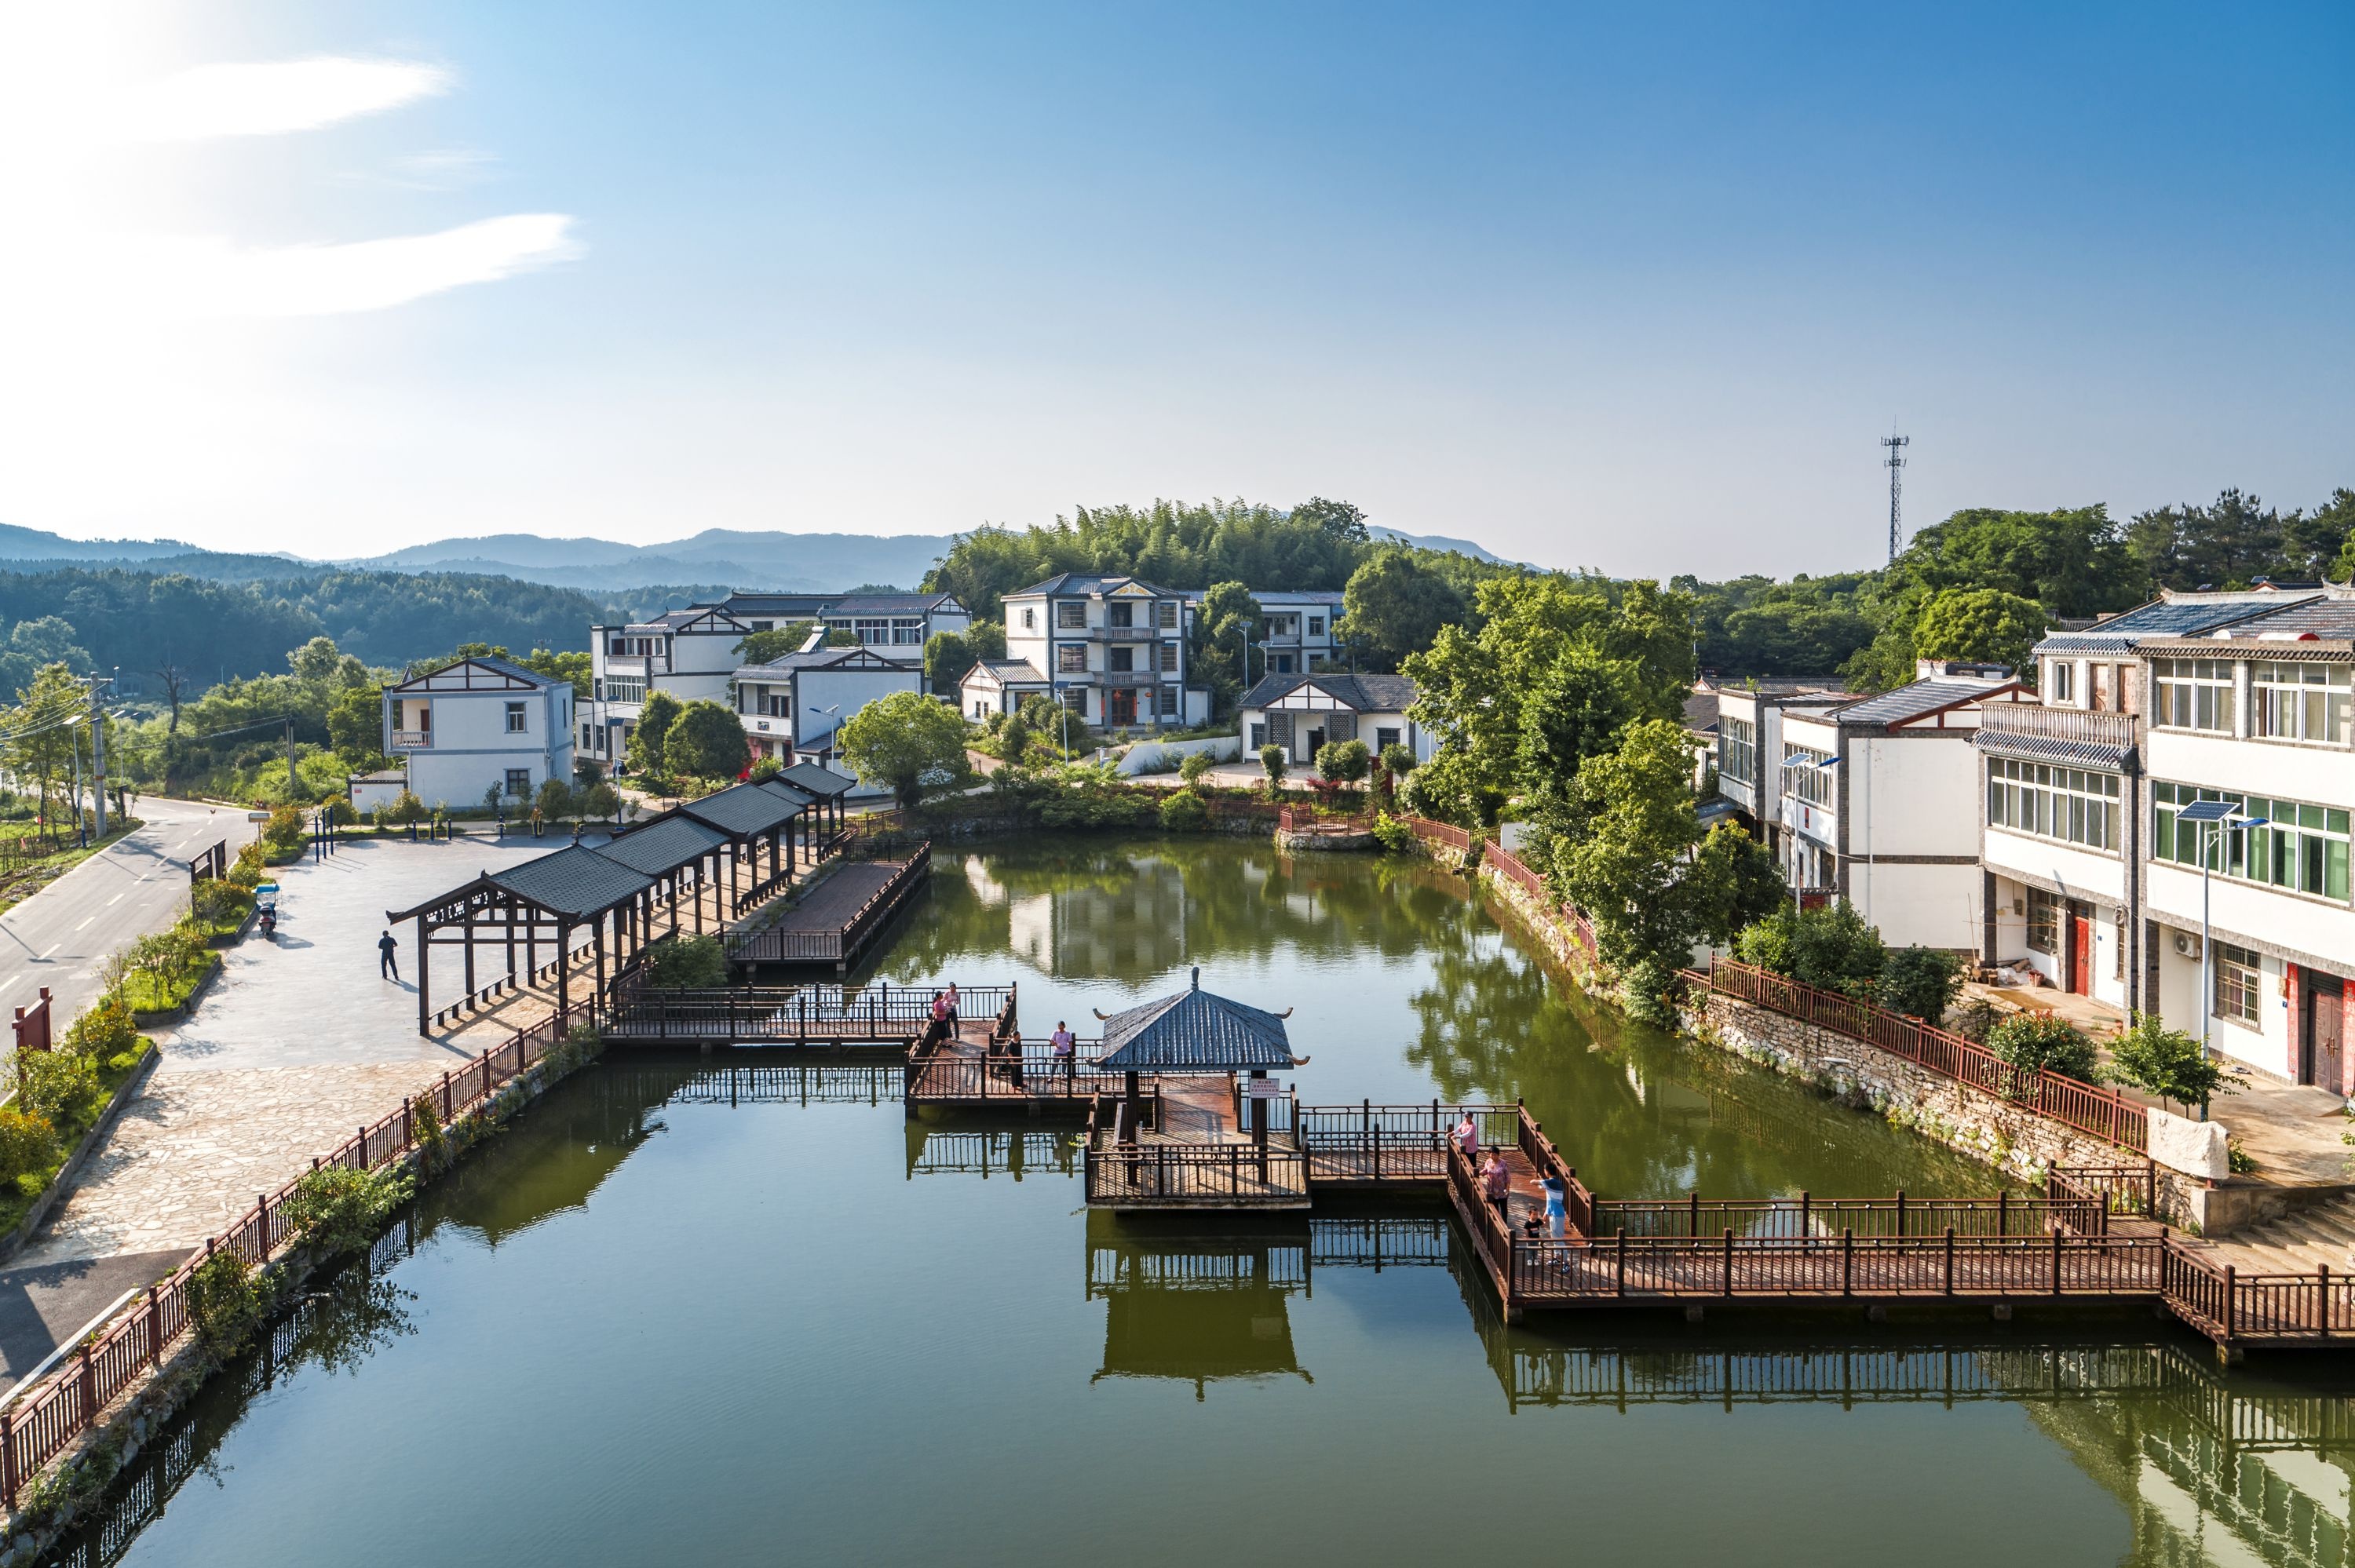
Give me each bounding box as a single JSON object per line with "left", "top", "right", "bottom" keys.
{"left": 0, "top": 521, "right": 1513, "bottom": 595}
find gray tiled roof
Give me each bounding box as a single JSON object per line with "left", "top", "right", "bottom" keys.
{"left": 1833, "top": 679, "right": 2018, "bottom": 727}
{"left": 679, "top": 782, "right": 808, "bottom": 837}
{"left": 1094, "top": 972, "right": 1299, "bottom": 1072}
{"left": 755, "top": 778, "right": 816, "bottom": 808}
{"left": 2032, "top": 593, "right": 2317, "bottom": 655}
{"left": 1239, "top": 672, "right": 1418, "bottom": 713}
{"left": 777, "top": 762, "right": 858, "bottom": 797}
{"left": 489, "top": 846, "right": 655, "bottom": 918}
{"left": 593, "top": 815, "right": 728, "bottom": 877}
{"left": 1971, "top": 729, "right": 2135, "bottom": 770}
{"left": 1006, "top": 571, "right": 1181, "bottom": 599}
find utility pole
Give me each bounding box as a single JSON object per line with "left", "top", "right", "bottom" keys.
{"left": 284, "top": 717, "right": 301, "bottom": 804}
{"left": 1882, "top": 432, "right": 1910, "bottom": 562}
{"left": 86, "top": 673, "right": 110, "bottom": 837}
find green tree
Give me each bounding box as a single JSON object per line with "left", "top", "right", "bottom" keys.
{"left": 627, "top": 690, "right": 684, "bottom": 775}
{"left": 2109, "top": 1012, "right": 2248, "bottom": 1115}
{"left": 1879, "top": 946, "right": 1964, "bottom": 1022}
{"left": 327, "top": 684, "right": 385, "bottom": 766}
{"left": 1192, "top": 582, "right": 1262, "bottom": 714}
{"left": 535, "top": 777, "right": 576, "bottom": 822}
{"left": 578, "top": 779, "right": 622, "bottom": 822}
{"left": 1339, "top": 550, "right": 1469, "bottom": 670}
{"left": 666, "top": 699, "right": 751, "bottom": 780}
{"left": 1178, "top": 749, "right": 1214, "bottom": 789}
{"left": 1910, "top": 587, "right": 2047, "bottom": 675}
{"left": 1985, "top": 1014, "right": 2099, "bottom": 1083}
{"left": 1292, "top": 495, "right": 1371, "bottom": 546}
{"left": 924, "top": 630, "right": 977, "bottom": 695}
{"left": 1258, "top": 742, "right": 1287, "bottom": 793}
{"left": 1315, "top": 737, "right": 1370, "bottom": 787}
{"left": 835, "top": 690, "right": 968, "bottom": 807}
{"left": 735, "top": 622, "right": 818, "bottom": 665}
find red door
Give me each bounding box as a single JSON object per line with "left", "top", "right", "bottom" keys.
{"left": 1108, "top": 687, "right": 1137, "bottom": 725}
{"left": 2068, "top": 915, "right": 2092, "bottom": 995}
{"left": 2309, "top": 976, "right": 2345, "bottom": 1094}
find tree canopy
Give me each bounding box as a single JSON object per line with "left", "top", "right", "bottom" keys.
{"left": 835, "top": 691, "right": 968, "bottom": 806}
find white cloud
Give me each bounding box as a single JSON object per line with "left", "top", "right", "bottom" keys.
{"left": 130, "top": 214, "right": 581, "bottom": 317}
{"left": 106, "top": 57, "right": 451, "bottom": 143}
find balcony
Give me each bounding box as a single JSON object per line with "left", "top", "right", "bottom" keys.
{"left": 391, "top": 730, "right": 433, "bottom": 750}
{"left": 1092, "top": 624, "right": 1162, "bottom": 641}
{"left": 1977, "top": 705, "right": 2140, "bottom": 764}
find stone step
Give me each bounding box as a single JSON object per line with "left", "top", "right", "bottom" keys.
{"left": 2296, "top": 1205, "right": 2355, "bottom": 1248}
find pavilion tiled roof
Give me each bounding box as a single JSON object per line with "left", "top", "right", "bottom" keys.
{"left": 487, "top": 845, "right": 655, "bottom": 919}
{"left": 1093, "top": 971, "right": 1299, "bottom": 1073}
{"left": 777, "top": 762, "right": 858, "bottom": 797}
{"left": 593, "top": 815, "right": 728, "bottom": 877}
{"left": 677, "top": 781, "right": 809, "bottom": 837}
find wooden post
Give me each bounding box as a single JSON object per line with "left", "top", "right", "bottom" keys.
{"left": 557, "top": 921, "right": 572, "bottom": 1029}
{"left": 2052, "top": 1227, "right": 2065, "bottom": 1296}
{"left": 1998, "top": 1189, "right": 2009, "bottom": 1238}
{"left": 1689, "top": 1190, "right": 1700, "bottom": 1239}
{"left": 146, "top": 1285, "right": 161, "bottom": 1367}
{"left": 1616, "top": 1231, "right": 1627, "bottom": 1297}
{"left": 2322, "top": 1262, "right": 2332, "bottom": 1338}
{"left": 1896, "top": 1188, "right": 1906, "bottom": 1236}
{"left": 2223, "top": 1264, "right": 2237, "bottom": 1340}
{"left": 2, "top": 1408, "right": 16, "bottom": 1507}
{"left": 1799, "top": 1190, "right": 1810, "bottom": 1238}
{"left": 462, "top": 906, "right": 476, "bottom": 1011}
{"left": 1722, "top": 1228, "right": 1735, "bottom": 1296}
{"left": 1944, "top": 1226, "right": 1955, "bottom": 1296}
{"left": 1842, "top": 1227, "right": 1853, "bottom": 1296}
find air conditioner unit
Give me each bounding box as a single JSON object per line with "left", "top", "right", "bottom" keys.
{"left": 2172, "top": 932, "right": 2202, "bottom": 961}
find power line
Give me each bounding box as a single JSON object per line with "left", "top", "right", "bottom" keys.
{"left": 1882, "top": 432, "right": 1911, "bottom": 563}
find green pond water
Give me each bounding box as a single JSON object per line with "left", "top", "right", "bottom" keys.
{"left": 54, "top": 837, "right": 2355, "bottom": 1566}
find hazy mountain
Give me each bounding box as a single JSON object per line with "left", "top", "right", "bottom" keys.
{"left": 0, "top": 523, "right": 223, "bottom": 563}
{"left": 1369, "top": 526, "right": 1513, "bottom": 564}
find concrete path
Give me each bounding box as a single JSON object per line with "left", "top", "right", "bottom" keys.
{"left": 0, "top": 797, "right": 255, "bottom": 1037}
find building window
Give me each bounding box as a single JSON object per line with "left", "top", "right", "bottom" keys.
{"left": 1376, "top": 726, "right": 1401, "bottom": 752}
{"left": 593, "top": 677, "right": 604, "bottom": 700}
{"left": 1159, "top": 643, "right": 1179, "bottom": 672}
{"left": 1158, "top": 686, "right": 1178, "bottom": 718}
{"left": 2025, "top": 888, "right": 2057, "bottom": 954}
{"left": 1782, "top": 746, "right": 1834, "bottom": 807}
{"left": 1986, "top": 758, "right": 2120, "bottom": 851}
{"left": 1720, "top": 716, "right": 1756, "bottom": 786}
{"left": 1272, "top": 654, "right": 1294, "bottom": 675}
{"left": 1057, "top": 602, "right": 1087, "bottom": 630}
{"left": 581, "top": 724, "right": 593, "bottom": 751}
{"left": 504, "top": 768, "right": 531, "bottom": 798}
{"left": 892, "top": 619, "right": 923, "bottom": 644}
{"left": 2214, "top": 942, "right": 2262, "bottom": 1026}
{"left": 606, "top": 676, "right": 647, "bottom": 705}
{"left": 2047, "top": 660, "right": 2074, "bottom": 703}
{"left": 1022, "top": 607, "right": 1036, "bottom": 630}
{"left": 1109, "top": 602, "right": 1134, "bottom": 629}
{"left": 1157, "top": 602, "right": 1178, "bottom": 629}
{"left": 2153, "top": 781, "right": 2352, "bottom": 900}
{"left": 506, "top": 702, "right": 528, "bottom": 734}
{"left": 749, "top": 620, "right": 772, "bottom": 633}
{"left": 1249, "top": 722, "right": 1266, "bottom": 750}
{"left": 854, "top": 618, "right": 890, "bottom": 643}
{"left": 1308, "top": 616, "right": 1324, "bottom": 637}
{"left": 2153, "top": 658, "right": 2236, "bottom": 732}
{"left": 1109, "top": 647, "right": 1134, "bottom": 673}
{"left": 2252, "top": 661, "right": 2351, "bottom": 745}
{"left": 1057, "top": 645, "right": 1086, "bottom": 674}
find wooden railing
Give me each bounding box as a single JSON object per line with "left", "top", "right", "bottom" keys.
{"left": 1695, "top": 956, "right": 2149, "bottom": 1154}
{"left": 1084, "top": 1140, "right": 1309, "bottom": 1206}
{"left": 724, "top": 841, "right": 931, "bottom": 966}
{"left": 607, "top": 976, "right": 1009, "bottom": 1044}
{"left": 1399, "top": 815, "right": 1472, "bottom": 853}
{"left": 904, "top": 1043, "right": 1126, "bottom": 1103}
{"left": 1508, "top": 1231, "right": 2170, "bottom": 1304}
{"left": 1593, "top": 1190, "right": 2104, "bottom": 1241}
{"left": 1480, "top": 842, "right": 1601, "bottom": 964}
{"left": 0, "top": 1005, "right": 586, "bottom": 1506}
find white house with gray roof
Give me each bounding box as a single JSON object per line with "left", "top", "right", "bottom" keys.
{"left": 975, "top": 573, "right": 1208, "bottom": 731}
{"left": 732, "top": 631, "right": 923, "bottom": 779}
{"left": 1237, "top": 672, "right": 1430, "bottom": 768}
{"left": 382, "top": 655, "right": 577, "bottom": 811}
{"left": 1765, "top": 660, "right": 2029, "bottom": 951}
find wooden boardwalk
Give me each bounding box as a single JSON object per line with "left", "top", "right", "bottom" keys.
{"left": 726, "top": 848, "right": 929, "bottom": 972}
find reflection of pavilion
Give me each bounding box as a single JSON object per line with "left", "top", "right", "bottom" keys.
{"left": 904, "top": 1124, "right": 1079, "bottom": 1180}
{"left": 1086, "top": 1216, "right": 1312, "bottom": 1398}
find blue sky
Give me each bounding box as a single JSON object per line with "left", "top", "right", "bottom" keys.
{"left": 0, "top": 2, "right": 2347, "bottom": 574}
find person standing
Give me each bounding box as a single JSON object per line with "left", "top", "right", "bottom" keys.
{"left": 1539, "top": 1174, "right": 1569, "bottom": 1239}
{"left": 1050, "top": 1019, "right": 1075, "bottom": 1085}
{"left": 943, "top": 981, "right": 961, "bottom": 1026}
{"left": 1452, "top": 1110, "right": 1480, "bottom": 1165}
{"left": 1480, "top": 1152, "right": 1510, "bottom": 1229}
{"left": 378, "top": 929, "right": 400, "bottom": 981}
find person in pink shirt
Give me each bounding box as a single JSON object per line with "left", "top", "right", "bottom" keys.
{"left": 1479, "top": 1153, "right": 1511, "bottom": 1227}
{"left": 1452, "top": 1111, "right": 1480, "bottom": 1165}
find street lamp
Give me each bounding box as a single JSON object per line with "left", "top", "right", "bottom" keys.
{"left": 809, "top": 704, "right": 841, "bottom": 766}
{"left": 2174, "top": 797, "right": 2266, "bottom": 1115}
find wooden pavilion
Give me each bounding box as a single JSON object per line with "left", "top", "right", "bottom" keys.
{"left": 1094, "top": 968, "right": 1304, "bottom": 1146}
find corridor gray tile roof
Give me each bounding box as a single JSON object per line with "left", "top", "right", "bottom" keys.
{"left": 593, "top": 815, "right": 728, "bottom": 877}
{"left": 678, "top": 782, "right": 807, "bottom": 837}
{"left": 1832, "top": 679, "right": 2020, "bottom": 727}
{"left": 1094, "top": 971, "right": 1299, "bottom": 1072}
{"left": 1971, "top": 729, "right": 2136, "bottom": 769}
{"left": 2032, "top": 593, "right": 2319, "bottom": 655}
{"left": 777, "top": 762, "right": 858, "bottom": 797}
{"left": 487, "top": 845, "right": 655, "bottom": 917}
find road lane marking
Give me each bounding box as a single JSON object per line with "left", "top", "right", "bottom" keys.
{"left": 74, "top": 916, "right": 94, "bottom": 932}
{"left": 37, "top": 944, "right": 58, "bottom": 959}
{"left": 108, "top": 892, "right": 126, "bottom": 906}
{"left": 0, "top": 977, "right": 14, "bottom": 995}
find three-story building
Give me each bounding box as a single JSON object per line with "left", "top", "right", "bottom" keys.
{"left": 962, "top": 574, "right": 1208, "bottom": 730}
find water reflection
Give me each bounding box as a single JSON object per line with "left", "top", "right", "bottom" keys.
{"left": 1085, "top": 1215, "right": 1312, "bottom": 1396}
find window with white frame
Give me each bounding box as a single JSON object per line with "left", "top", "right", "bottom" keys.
{"left": 1022, "top": 607, "right": 1036, "bottom": 630}
{"left": 853, "top": 618, "right": 890, "bottom": 643}
{"left": 1056, "top": 645, "right": 1086, "bottom": 673}
{"left": 1986, "top": 758, "right": 2120, "bottom": 851}
{"left": 2214, "top": 942, "right": 2262, "bottom": 1026}
{"left": 1782, "top": 745, "right": 1834, "bottom": 806}
{"left": 506, "top": 702, "right": 528, "bottom": 734}
{"left": 1720, "top": 716, "right": 1756, "bottom": 785}
{"left": 1159, "top": 643, "right": 1179, "bottom": 672}
{"left": 891, "top": 619, "right": 924, "bottom": 645}
{"left": 2153, "top": 658, "right": 2236, "bottom": 732}
{"left": 2252, "top": 661, "right": 2351, "bottom": 745}
{"left": 1158, "top": 686, "right": 1178, "bottom": 718}
{"left": 2047, "top": 660, "right": 2075, "bottom": 703}
{"left": 2025, "top": 888, "right": 2057, "bottom": 954}
{"left": 605, "top": 676, "right": 647, "bottom": 705}
{"left": 1308, "top": 616, "right": 1324, "bottom": 637}
{"left": 1157, "top": 602, "right": 1178, "bottom": 629}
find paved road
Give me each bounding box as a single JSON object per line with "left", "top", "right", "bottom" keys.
{"left": 0, "top": 798, "right": 256, "bottom": 1038}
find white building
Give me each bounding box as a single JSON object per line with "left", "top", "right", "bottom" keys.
{"left": 733, "top": 633, "right": 926, "bottom": 770}
{"left": 1990, "top": 588, "right": 2355, "bottom": 1090}
{"left": 966, "top": 574, "right": 1208, "bottom": 731}
{"left": 585, "top": 590, "right": 966, "bottom": 769}
{"left": 1712, "top": 679, "right": 1849, "bottom": 867}
{"left": 1247, "top": 589, "right": 1345, "bottom": 676}
{"left": 1237, "top": 672, "right": 1430, "bottom": 768}
{"left": 382, "top": 655, "right": 578, "bottom": 811}
{"left": 1762, "top": 662, "right": 2028, "bottom": 950}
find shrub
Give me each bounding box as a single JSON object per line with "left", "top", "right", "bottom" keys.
{"left": 411, "top": 1096, "right": 448, "bottom": 1169}
{"left": 0, "top": 1108, "right": 56, "bottom": 1183}
{"left": 1178, "top": 750, "right": 1214, "bottom": 789}
{"left": 388, "top": 789, "right": 425, "bottom": 826}
{"left": 324, "top": 797, "right": 359, "bottom": 826}
{"left": 1158, "top": 787, "right": 1209, "bottom": 833}
{"left": 283, "top": 1164, "right": 413, "bottom": 1260}
{"left": 1371, "top": 812, "right": 1415, "bottom": 855}
{"left": 1315, "top": 738, "right": 1371, "bottom": 787}
{"left": 578, "top": 780, "right": 622, "bottom": 822}
{"left": 644, "top": 935, "right": 729, "bottom": 989}
{"left": 748, "top": 755, "right": 783, "bottom": 782}
{"left": 62, "top": 994, "right": 138, "bottom": 1059}
{"left": 187, "top": 1249, "right": 261, "bottom": 1353}
{"left": 536, "top": 778, "right": 576, "bottom": 822}
{"left": 17, "top": 1051, "right": 100, "bottom": 1126}
{"left": 1619, "top": 955, "right": 1684, "bottom": 1028}
{"left": 1879, "top": 946, "right": 1963, "bottom": 1023}
{"left": 1259, "top": 744, "right": 1287, "bottom": 794}
{"left": 191, "top": 876, "right": 246, "bottom": 930}
{"left": 1736, "top": 902, "right": 1886, "bottom": 1000}
{"left": 2108, "top": 1012, "right": 2247, "bottom": 1113}
{"left": 1985, "top": 1013, "right": 2099, "bottom": 1082}
{"left": 228, "top": 841, "right": 266, "bottom": 888}
{"left": 1378, "top": 742, "right": 1416, "bottom": 779}
{"left": 261, "top": 804, "right": 305, "bottom": 853}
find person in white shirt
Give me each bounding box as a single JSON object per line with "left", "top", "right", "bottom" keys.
{"left": 1050, "top": 1021, "right": 1075, "bottom": 1084}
